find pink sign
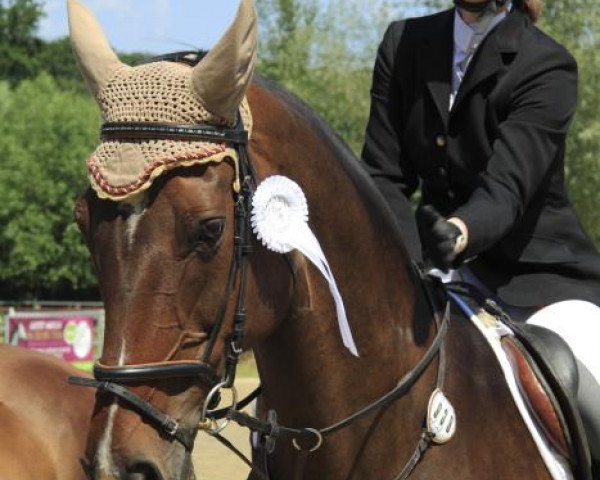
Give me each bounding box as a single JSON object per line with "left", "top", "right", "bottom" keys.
{"left": 6, "top": 315, "right": 95, "bottom": 370}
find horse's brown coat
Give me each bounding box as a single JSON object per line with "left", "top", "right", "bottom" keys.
{"left": 0, "top": 345, "right": 93, "bottom": 479}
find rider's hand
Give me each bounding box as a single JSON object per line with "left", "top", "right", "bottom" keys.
{"left": 417, "top": 205, "right": 468, "bottom": 272}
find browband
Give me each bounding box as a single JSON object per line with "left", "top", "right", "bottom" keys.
{"left": 101, "top": 122, "right": 249, "bottom": 145}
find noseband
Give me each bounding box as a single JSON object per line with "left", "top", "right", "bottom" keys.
{"left": 70, "top": 110, "right": 258, "bottom": 453}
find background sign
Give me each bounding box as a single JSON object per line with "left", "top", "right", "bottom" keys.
{"left": 5, "top": 311, "right": 101, "bottom": 371}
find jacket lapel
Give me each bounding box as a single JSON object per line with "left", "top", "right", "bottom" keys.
{"left": 451, "top": 9, "right": 527, "bottom": 115}
{"left": 422, "top": 10, "right": 454, "bottom": 129}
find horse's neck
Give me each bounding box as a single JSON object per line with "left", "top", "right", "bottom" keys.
{"left": 250, "top": 85, "right": 439, "bottom": 470}
{"left": 252, "top": 235, "right": 437, "bottom": 477}
{"left": 247, "top": 87, "right": 555, "bottom": 478}
{"left": 253, "top": 238, "right": 432, "bottom": 416}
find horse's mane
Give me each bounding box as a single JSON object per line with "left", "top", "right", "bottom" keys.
{"left": 254, "top": 74, "right": 411, "bottom": 253}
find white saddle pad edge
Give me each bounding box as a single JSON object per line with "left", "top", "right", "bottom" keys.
{"left": 449, "top": 292, "right": 573, "bottom": 480}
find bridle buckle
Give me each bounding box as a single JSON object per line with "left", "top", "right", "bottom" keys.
{"left": 164, "top": 418, "right": 180, "bottom": 437}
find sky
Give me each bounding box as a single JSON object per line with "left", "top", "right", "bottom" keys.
{"left": 39, "top": 0, "right": 242, "bottom": 53}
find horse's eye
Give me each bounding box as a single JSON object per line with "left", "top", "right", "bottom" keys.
{"left": 194, "top": 217, "right": 225, "bottom": 248}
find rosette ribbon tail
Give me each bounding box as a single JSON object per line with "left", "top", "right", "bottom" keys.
{"left": 292, "top": 223, "right": 359, "bottom": 357}
{"left": 251, "top": 175, "right": 359, "bottom": 357}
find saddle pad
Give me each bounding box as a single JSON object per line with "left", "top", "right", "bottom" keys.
{"left": 448, "top": 291, "right": 573, "bottom": 480}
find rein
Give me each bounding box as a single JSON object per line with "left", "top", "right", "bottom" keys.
{"left": 203, "top": 272, "right": 451, "bottom": 480}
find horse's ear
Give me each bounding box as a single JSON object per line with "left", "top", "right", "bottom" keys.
{"left": 191, "top": 0, "right": 258, "bottom": 123}
{"left": 67, "top": 0, "right": 126, "bottom": 98}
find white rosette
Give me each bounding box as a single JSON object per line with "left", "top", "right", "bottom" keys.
{"left": 251, "top": 175, "right": 359, "bottom": 357}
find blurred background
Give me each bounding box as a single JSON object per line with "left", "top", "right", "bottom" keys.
{"left": 0, "top": 0, "right": 599, "bottom": 304}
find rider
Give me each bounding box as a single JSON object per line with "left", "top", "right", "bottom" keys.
{"left": 361, "top": 0, "right": 600, "bottom": 473}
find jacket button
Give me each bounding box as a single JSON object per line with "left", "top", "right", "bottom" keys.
{"left": 438, "top": 166, "right": 447, "bottom": 177}
{"left": 435, "top": 135, "right": 447, "bottom": 147}
{"left": 447, "top": 189, "right": 456, "bottom": 199}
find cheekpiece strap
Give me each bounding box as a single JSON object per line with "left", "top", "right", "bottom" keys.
{"left": 101, "top": 122, "right": 249, "bottom": 145}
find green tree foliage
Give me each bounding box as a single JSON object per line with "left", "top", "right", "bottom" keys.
{"left": 0, "top": 2, "right": 159, "bottom": 299}
{"left": 256, "top": 0, "right": 399, "bottom": 154}
{"left": 0, "top": 0, "right": 44, "bottom": 84}
{"left": 0, "top": 74, "right": 100, "bottom": 299}
{"left": 539, "top": 0, "right": 600, "bottom": 244}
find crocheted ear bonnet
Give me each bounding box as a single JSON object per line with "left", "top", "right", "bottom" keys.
{"left": 68, "top": 0, "right": 257, "bottom": 201}
{"left": 87, "top": 62, "right": 253, "bottom": 200}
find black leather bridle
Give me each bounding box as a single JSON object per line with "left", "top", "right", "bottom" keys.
{"left": 69, "top": 52, "right": 453, "bottom": 480}
{"left": 69, "top": 113, "right": 258, "bottom": 454}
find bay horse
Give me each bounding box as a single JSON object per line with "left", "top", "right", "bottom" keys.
{"left": 67, "top": 0, "right": 561, "bottom": 478}
{"left": 0, "top": 345, "right": 93, "bottom": 479}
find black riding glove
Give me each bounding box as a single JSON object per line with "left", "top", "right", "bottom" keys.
{"left": 417, "top": 205, "right": 464, "bottom": 272}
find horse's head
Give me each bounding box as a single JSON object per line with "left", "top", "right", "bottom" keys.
{"left": 69, "top": 0, "right": 292, "bottom": 477}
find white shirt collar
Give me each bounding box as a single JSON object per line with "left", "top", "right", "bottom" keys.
{"left": 453, "top": 3, "right": 512, "bottom": 54}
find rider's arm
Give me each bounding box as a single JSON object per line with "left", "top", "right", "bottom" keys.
{"left": 452, "top": 44, "right": 578, "bottom": 259}
{"left": 361, "top": 21, "right": 422, "bottom": 260}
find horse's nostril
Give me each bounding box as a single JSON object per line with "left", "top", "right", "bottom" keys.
{"left": 126, "top": 460, "right": 164, "bottom": 480}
